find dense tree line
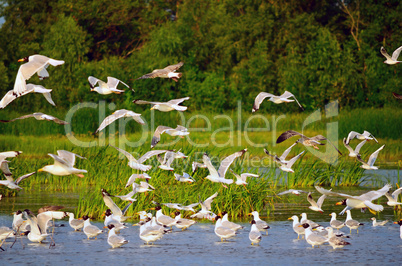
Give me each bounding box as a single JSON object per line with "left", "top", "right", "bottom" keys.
{"left": 0, "top": 0, "right": 400, "bottom": 113}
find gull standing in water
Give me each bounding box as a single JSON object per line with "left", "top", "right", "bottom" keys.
{"left": 154, "top": 205, "right": 177, "bottom": 228}
{"left": 315, "top": 184, "right": 391, "bottom": 215}
{"left": 356, "top": 145, "right": 385, "bottom": 170}
{"left": 137, "top": 62, "right": 184, "bottom": 82}
{"left": 248, "top": 211, "right": 270, "bottom": 235}
{"left": 83, "top": 215, "right": 103, "bottom": 240}
{"left": 300, "top": 213, "right": 321, "bottom": 229}
{"left": 67, "top": 213, "right": 84, "bottom": 231}
{"left": 325, "top": 227, "right": 351, "bottom": 249}
{"left": 0, "top": 84, "right": 55, "bottom": 109}
{"left": 385, "top": 187, "right": 402, "bottom": 206}
{"left": 220, "top": 211, "right": 243, "bottom": 231}
{"left": 174, "top": 212, "right": 196, "bottom": 231}
{"left": 95, "top": 110, "right": 145, "bottom": 134}
{"left": 307, "top": 192, "right": 327, "bottom": 213}
{"left": 229, "top": 169, "right": 259, "bottom": 186}
{"left": 380, "top": 46, "right": 402, "bottom": 65}
{"left": 151, "top": 125, "right": 189, "bottom": 148}
{"left": 38, "top": 150, "right": 87, "bottom": 178}
{"left": 133, "top": 97, "right": 190, "bottom": 112}
{"left": 0, "top": 112, "right": 68, "bottom": 125}
{"left": 329, "top": 213, "right": 345, "bottom": 229}
{"left": 249, "top": 220, "right": 262, "bottom": 246}
{"left": 299, "top": 223, "right": 327, "bottom": 248}
{"left": 214, "top": 216, "right": 236, "bottom": 242}
{"left": 394, "top": 220, "right": 402, "bottom": 239}
{"left": 0, "top": 172, "right": 35, "bottom": 190}
{"left": 345, "top": 210, "right": 364, "bottom": 233}
{"left": 276, "top": 130, "right": 342, "bottom": 155}
{"left": 345, "top": 131, "right": 378, "bottom": 145}
{"left": 343, "top": 139, "right": 367, "bottom": 158}
{"left": 103, "top": 209, "right": 128, "bottom": 233}
{"left": 106, "top": 224, "right": 129, "bottom": 248}
{"left": 88, "top": 76, "right": 130, "bottom": 95}
{"left": 370, "top": 217, "right": 388, "bottom": 227}
{"left": 252, "top": 91, "right": 304, "bottom": 112}
{"left": 288, "top": 215, "right": 305, "bottom": 239}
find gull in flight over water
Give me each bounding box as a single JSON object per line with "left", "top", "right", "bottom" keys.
{"left": 252, "top": 91, "right": 304, "bottom": 112}
{"left": 343, "top": 138, "right": 366, "bottom": 158}
{"left": 0, "top": 84, "right": 55, "bottom": 109}
{"left": 38, "top": 150, "right": 87, "bottom": 178}
{"left": 384, "top": 187, "right": 402, "bottom": 206}
{"left": 345, "top": 131, "right": 378, "bottom": 145}
{"left": 151, "top": 125, "right": 189, "bottom": 148}
{"left": 95, "top": 110, "right": 145, "bottom": 134}
{"left": 307, "top": 192, "right": 327, "bottom": 213}
{"left": 0, "top": 112, "right": 68, "bottom": 125}
{"left": 0, "top": 151, "right": 22, "bottom": 176}
{"left": 13, "top": 55, "right": 64, "bottom": 96}
{"left": 137, "top": 62, "right": 184, "bottom": 82}
{"left": 191, "top": 192, "right": 218, "bottom": 220}
{"left": 88, "top": 76, "right": 130, "bottom": 95}
{"left": 380, "top": 46, "right": 402, "bottom": 65}
{"left": 316, "top": 184, "right": 391, "bottom": 215}
{"left": 276, "top": 130, "right": 342, "bottom": 155}
{"left": 133, "top": 97, "right": 190, "bottom": 112}
{"left": 229, "top": 169, "right": 259, "bottom": 186}
{"left": 356, "top": 145, "right": 385, "bottom": 170}
{"left": 264, "top": 143, "right": 298, "bottom": 164}
{"left": 0, "top": 172, "right": 35, "bottom": 190}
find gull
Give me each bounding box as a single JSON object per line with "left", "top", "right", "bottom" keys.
{"left": 106, "top": 224, "right": 129, "bottom": 248}
{"left": 300, "top": 213, "right": 321, "bottom": 229}
{"left": 157, "top": 150, "right": 187, "bottom": 171}
{"left": 356, "top": 145, "right": 385, "bottom": 170}
{"left": 154, "top": 205, "right": 177, "bottom": 228}
{"left": 192, "top": 161, "right": 207, "bottom": 173}
{"left": 13, "top": 55, "right": 64, "bottom": 96}
{"left": 276, "top": 130, "right": 342, "bottom": 155}
{"left": 139, "top": 220, "right": 164, "bottom": 245}
{"left": 82, "top": 215, "right": 103, "bottom": 240}
{"left": 0, "top": 112, "right": 68, "bottom": 125}
{"left": 214, "top": 216, "right": 236, "bottom": 242}
{"left": 385, "top": 187, "right": 402, "bottom": 206}
{"left": 67, "top": 213, "right": 84, "bottom": 231}
{"left": 23, "top": 209, "right": 67, "bottom": 243}
{"left": 179, "top": 203, "right": 199, "bottom": 212}
{"left": 203, "top": 149, "right": 247, "bottom": 186}
{"left": 161, "top": 203, "right": 183, "bottom": 210}
{"left": 252, "top": 91, "right": 304, "bottom": 112}
{"left": 111, "top": 190, "right": 137, "bottom": 202}
{"left": 133, "top": 181, "right": 155, "bottom": 193}
{"left": 151, "top": 125, "right": 189, "bottom": 148}
{"left": 277, "top": 189, "right": 308, "bottom": 196}
{"left": 174, "top": 212, "right": 196, "bottom": 230}
{"left": 229, "top": 169, "right": 259, "bottom": 186}
{"left": 191, "top": 192, "right": 218, "bottom": 220}
{"left": 103, "top": 209, "right": 128, "bottom": 233}
{"left": 325, "top": 227, "right": 351, "bottom": 249}
{"left": 38, "top": 150, "right": 87, "bottom": 178}
{"left": 343, "top": 138, "right": 367, "bottom": 157}
{"left": 329, "top": 213, "right": 346, "bottom": 229}
{"left": 125, "top": 173, "right": 151, "bottom": 188}
{"left": 288, "top": 215, "right": 305, "bottom": 239}
{"left": 394, "top": 220, "right": 402, "bottom": 239}
{"left": 299, "top": 223, "right": 327, "bottom": 248}
{"left": 0, "top": 151, "right": 22, "bottom": 176}
{"left": 264, "top": 143, "right": 298, "bottom": 164}
{"left": 110, "top": 145, "right": 168, "bottom": 171}
{"left": 174, "top": 172, "right": 195, "bottom": 183}
{"left": 12, "top": 210, "right": 29, "bottom": 232}
{"left": 0, "top": 84, "right": 56, "bottom": 109}
{"left": 220, "top": 211, "right": 243, "bottom": 231}
{"left": 307, "top": 192, "right": 327, "bottom": 213}
{"left": 88, "top": 76, "right": 130, "bottom": 95}
{"left": 137, "top": 62, "right": 184, "bottom": 82}
{"left": 371, "top": 217, "right": 388, "bottom": 227}
{"left": 95, "top": 110, "right": 145, "bottom": 134}
{"left": 0, "top": 172, "right": 35, "bottom": 190}
{"left": 136, "top": 211, "right": 153, "bottom": 222}
{"left": 248, "top": 211, "right": 270, "bottom": 235}
{"left": 249, "top": 220, "right": 262, "bottom": 245}
{"left": 393, "top": 92, "right": 402, "bottom": 99}
{"left": 380, "top": 46, "right": 402, "bottom": 65}
{"left": 345, "top": 210, "right": 364, "bottom": 233}
{"left": 133, "top": 97, "right": 190, "bottom": 112}
{"left": 277, "top": 151, "right": 305, "bottom": 173}
{"left": 101, "top": 189, "right": 133, "bottom": 222}
{"left": 315, "top": 184, "right": 391, "bottom": 215}
{"left": 345, "top": 131, "right": 378, "bottom": 145}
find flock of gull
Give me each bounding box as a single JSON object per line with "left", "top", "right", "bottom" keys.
{"left": 0, "top": 45, "right": 401, "bottom": 250}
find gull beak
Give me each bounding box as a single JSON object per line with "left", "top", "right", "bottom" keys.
{"left": 78, "top": 218, "right": 83, "bottom": 220}
{"left": 299, "top": 214, "right": 302, "bottom": 216}
{"left": 287, "top": 217, "right": 293, "bottom": 220}
{"left": 298, "top": 225, "right": 303, "bottom": 227}
{"left": 38, "top": 168, "right": 44, "bottom": 172}
{"left": 150, "top": 106, "right": 155, "bottom": 110}
{"left": 17, "top": 58, "right": 25, "bottom": 62}
{"left": 247, "top": 213, "right": 252, "bottom": 216}
{"left": 335, "top": 201, "right": 343, "bottom": 205}
{"left": 149, "top": 208, "right": 155, "bottom": 210}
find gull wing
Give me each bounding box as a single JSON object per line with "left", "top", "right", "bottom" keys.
{"left": 346, "top": 131, "right": 360, "bottom": 144}
{"left": 229, "top": 169, "right": 242, "bottom": 182}
{"left": 203, "top": 153, "right": 219, "bottom": 177}
{"left": 164, "top": 62, "right": 184, "bottom": 72}
{"left": 36, "top": 113, "right": 68, "bottom": 125}
{"left": 281, "top": 91, "right": 304, "bottom": 110}
{"left": 192, "top": 161, "right": 206, "bottom": 173}
{"left": 252, "top": 92, "right": 275, "bottom": 112}
{"left": 354, "top": 139, "right": 367, "bottom": 154}
{"left": 0, "top": 161, "right": 12, "bottom": 177}
{"left": 167, "top": 97, "right": 190, "bottom": 105}
{"left": 48, "top": 153, "right": 70, "bottom": 168}
{"left": 37, "top": 211, "right": 66, "bottom": 233}
{"left": 217, "top": 149, "right": 247, "bottom": 178}
{"left": 151, "top": 126, "right": 173, "bottom": 148}
{"left": 121, "top": 202, "right": 133, "bottom": 215}
{"left": 391, "top": 45, "right": 402, "bottom": 60}
{"left": 315, "top": 186, "right": 361, "bottom": 200}
{"left": 133, "top": 99, "right": 161, "bottom": 105}
{"left": 263, "top": 149, "right": 281, "bottom": 163}
{"left": 137, "top": 69, "right": 166, "bottom": 79}
{"left": 362, "top": 131, "right": 378, "bottom": 143}
{"left": 307, "top": 193, "right": 318, "bottom": 208}
{"left": 286, "top": 151, "right": 304, "bottom": 168}
{"left": 95, "top": 110, "right": 129, "bottom": 133}
{"left": 393, "top": 92, "right": 402, "bottom": 99}
{"left": 57, "top": 150, "right": 86, "bottom": 167}
{"left": 0, "top": 113, "right": 36, "bottom": 123}
{"left": 138, "top": 150, "right": 168, "bottom": 164}
{"left": 23, "top": 211, "right": 42, "bottom": 235}
{"left": 367, "top": 145, "right": 384, "bottom": 167}
{"left": 102, "top": 189, "right": 123, "bottom": 217}
{"left": 316, "top": 194, "right": 327, "bottom": 208}
{"left": 110, "top": 145, "right": 138, "bottom": 163}
{"left": 88, "top": 76, "right": 102, "bottom": 88}
{"left": 356, "top": 154, "right": 368, "bottom": 166}
{"left": 241, "top": 173, "right": 259, "bottom": 179}
{"left": 202, "top": 192, "right": 218, "bottom": 211}
{"left": 380, "top": 47, "right": 392, "bottom": 60}
{"left": 391, "top": 187, "right": 402, "bottom": 199}
{"left": 15, "top": 172, "right": 36, "bottom": 185}
{"left": 28, "top": 84, "right": 56, "bottom": 106}
{"left": 163, "top": 152, "right": 175, "bottom": 167}
{"left": 0, "top": 90, "right": 18, "bottom": 108}
{"left": 107, "top": 77, "right": 129, "bottom": 89}
{"left": 358, "top": 183, "right": 391, "bottom": 201}
{"left": 343, "top": 138, "right": 354, "bottom": 154}
{"left": 175, "top": 125, "right": 188, "bottom": 132}
{"left": 276, "top": 130, "right": 305, "bottom": 144}
{"left": 311, "top": 135, "right": 342, "bottom": 155}
{"left": 363, "top": 200, "right": 384, "bottom": 212}
{"left": 280, "top": 143, "right": 297, "bottom": 161}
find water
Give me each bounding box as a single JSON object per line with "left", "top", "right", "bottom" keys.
{"left": 1, "top": 178, "right": 402, "bottom": 265}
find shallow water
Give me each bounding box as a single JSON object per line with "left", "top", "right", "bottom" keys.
{"left": 1, "top": 185, "right": 402, "bottom": 265}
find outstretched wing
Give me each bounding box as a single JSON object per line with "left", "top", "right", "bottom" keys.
{"left": 151, "top": 126, "right": 173, "bottom": 148}
{"left": 276, "top": 130, "right": 304, "bottom": 144}
{"left": 164, "top": 62, "right": 184, "bottom": 72}
{"left": 203, "top": 153, "right": 219, "bottom": 177}
{"left": 167, "top": 97, "right": 190, "bottom": 105}
{"left": 88, "top": 76, "right": 102, "bottom": 88}
{"left": 280, "top": 91, "right": 304, "bottom": 110}
{"left": 286, "top": 151, "right": 304, "bottom": 168}
{"left": 380, "top": 47, "right": 392, "bottom": 60}
{"left": 252, "top": 92, "right": 275, "bottom": 112}
{"left": 217, "top": 149, "right": 247, "bottom": 178}
{"left": 138, "top": 150, "right": 168, "bottom": 164}
{"left": 107, "top": 77, "right": 129, "bottom": 89}
{"left": 110, "top": 145, "right": 138, "bottom": 163}
{"left": 202, "top": 192, "right": 218, "bottom": 211}
{"left": 391, "top": 45, "right": 402, "bottom": 61}
{"left": 102, "top": 188, "right": 123, "bottom": 217}
{"left": 280, "top": 143, "right": 297, "bottom": 161}
{"left": 57, "top": 150, "right": 85, "bottom": 167}
{"left": 367, "top": 145, "right": 385, "bottom": 167}
{"left": 311, "top": 135, "right": 342, "bottom": 155}
{"left": 95, "top": 110, "right": 126, "bottom": 133}
{"left": 15, "top": 172, "right": 36, "bottom": 185}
